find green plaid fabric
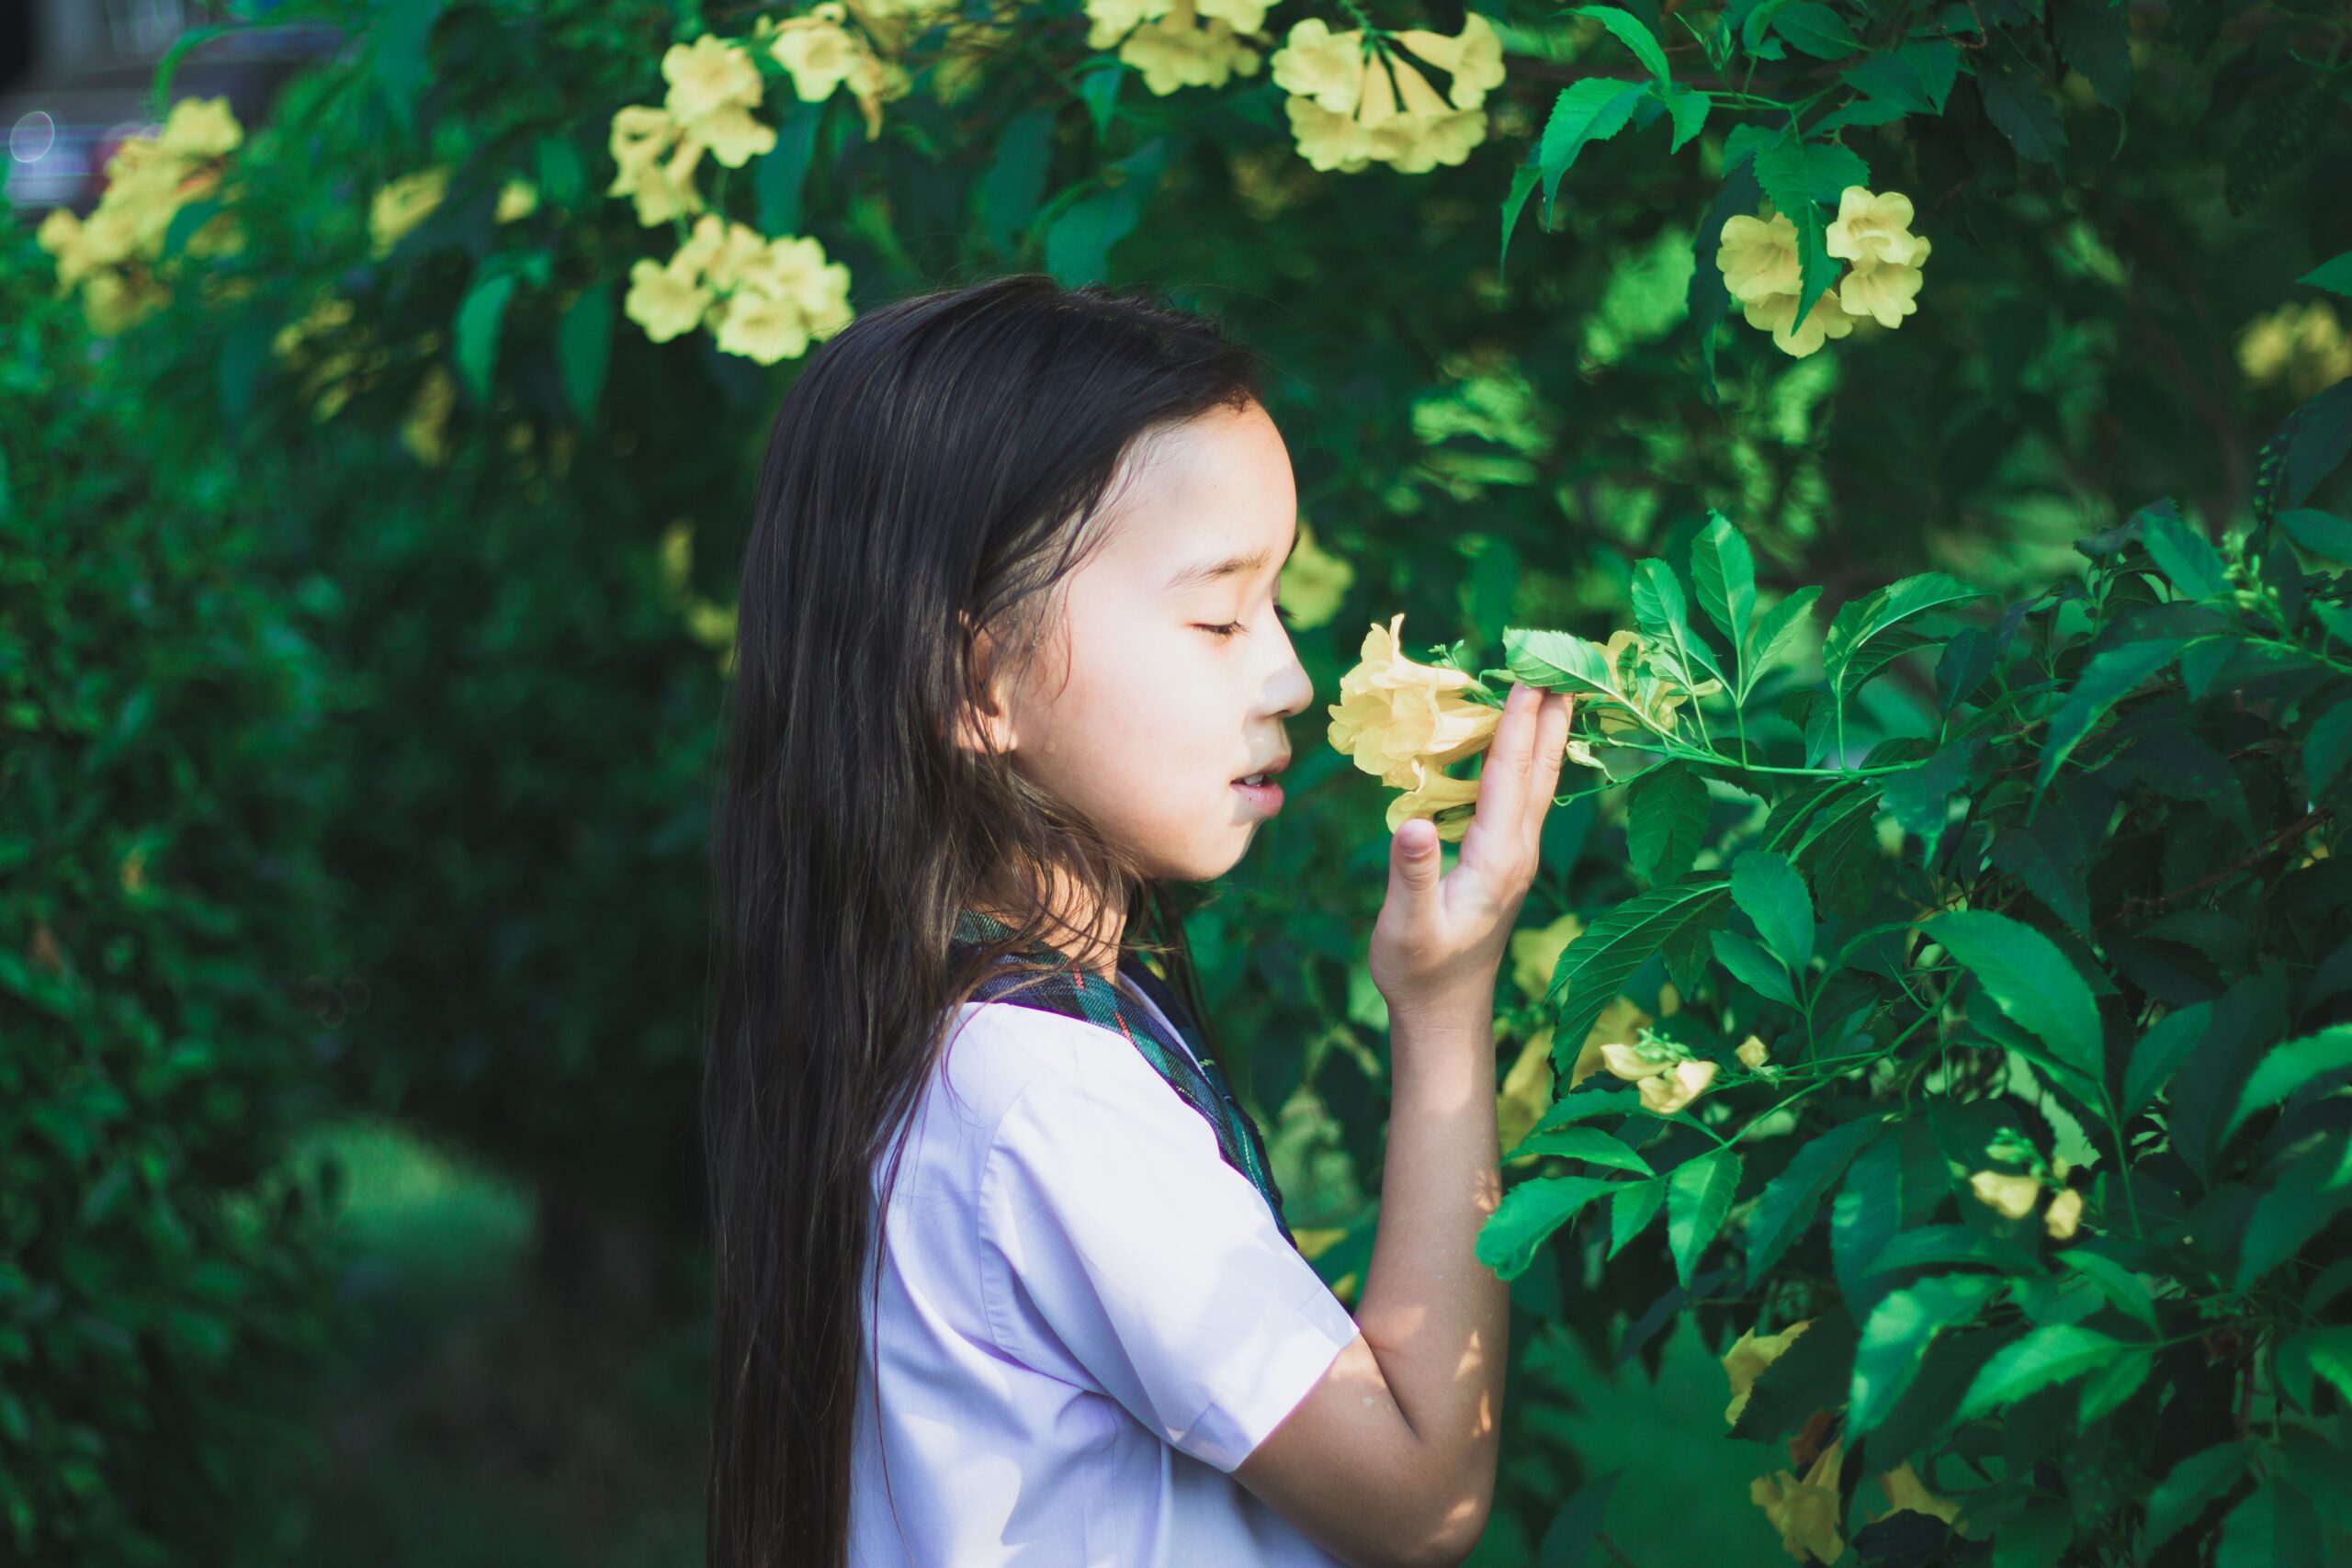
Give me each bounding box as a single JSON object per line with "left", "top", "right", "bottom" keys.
{"left": 949, "top": 908, "right": 1297, "bottom": 1251}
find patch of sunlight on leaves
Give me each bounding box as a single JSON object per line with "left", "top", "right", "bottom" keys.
{"left": 294, "top": 1116, "right": 536, "bottom": 1293}
{"left": 1765, "top": 353, "right": 1840, "bottom": 446}
{"left": 1780, "top": 457, "right": 1831, "bottom": 544}
{"left": 1413, "top": 358, "right": 1560, "bottom": 458}
{"left": 1584, "top": 224, "right": 1697, "bottom": 367}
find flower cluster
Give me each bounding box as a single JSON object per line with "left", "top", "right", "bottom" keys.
{"left": 1327, "top": 613, "right": 1500, "bottom": 841}
{"left": 1967, "top": 1165, "right": 2085, "bottom": 1239}
{"left": 1725, "top": 1320, "right": 1961, "bottom": 1562}
{"left": 2237, "top": 299, "right": 2352, "bottom": 400}
{"left": 1716, "top": 186, "right": 1931, "bottom": 358}
{"left": 1596, "top": 1025, "right": 1717, "bottom": 1114}
{"left": 36, "top": 96, "right": 245, "bottom": 334}
{"left": 1081, "top": 0, "right": 1270, "bottom": 96}
{"left": 1269, "top": 15, "right": 1503, "bottom": 174}
{"left": 623, "top": 212, "right": 854, "bottom": 365}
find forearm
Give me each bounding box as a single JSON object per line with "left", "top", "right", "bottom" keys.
{"left": 1353, "top": 987, "right": 1509, "bottom": 1551}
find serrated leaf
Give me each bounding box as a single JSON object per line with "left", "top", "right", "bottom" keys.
{"left": 1822, "top": 573, "right": 1990, "bottom": 707}
{"left": 1572, "top": 5, "right": 1672, "bottom": 82}
{"left": 1923, "top": 910, "right": 2107, "bottom": 1092}
{"left": 1879, "top": 742, "right": 1973, "bottom": 863}
{"left": 2123, "top": 1000, "right": 2211, "bottom": 1116}
{"left": 1667, "top": 1147, "right": 1741, "bottom": 1287}
{"left": 1731, "top": 1311, "right": 1860, "bottom": 1444}
{"left": 2030, "top": 637, "right": 2185, "bottom": 806}
{"left": 1730, "top": 849, "right": 1814, "bottom": 971}
{"left": 1690, "top": 511, "right": 1758, "bottom": 660}
{"left": 2144, "top": 1442, "right": 2261, "bottom": 1558}
{"left": 2226, "top": 1025, "right": 2352, "bottom": 1140}
{"left": 1956, "top": 1325, "right": 2125, "bottom": 1419}
{"left": 2301, "top": 251, "right": 2352, "bottom": 297}
{"left": 2141, "top": 501, "right": 2233, "bottom": 599}
{"left": 1520, "top": 1087, "right": 1647, "bottom": 1143}
{"left": 1977, "top": 57, "right": 2066, "bottom": 164}
{"left": 2078, "top": 1344, "right": 2154, "bottom": 1425}
{"left": 2053, "top": 0, "right": 2132, "bottom": 111}
{"left": 2238, "top": 1134, "right": 2352, "bottom": 1289}
{"left": 2216, "top": 1478, "right": 2324, "bottom": 1568}
{"left": 1476, "top": 1176, "right": 1618, "bottom": 1280}
{"left": 1753, "top": 138, "right": 1849, "bottom": 321}
{"left": 2280, "top": 509, "right": 2352, "bottom": 561}
{"left": 2053, "top": 1248, "right": 2158, "bottom": 1330}
{"left": 1831, "top": 1133, "right": 1905, "bottom": 1304}
{"left": 1545, "top": 882, "right": 1733, "bottom": 1055}
{"left": 1771, "top": 2, "right": 1861, "bottom": 57}
{"left": 1508, "top": 626, "right": 1633, "bottom": 705}
{"left": 1626, "top": 763, "right": 1710, "bottom": 885}
{"left": 1665, "top": 82, "right": 1711, "bottom": 152}
{"left": 1712, "top": 929, "right": 1796, "bottom": 1006}
{"left": 1746, "top": 586, "right": 1822, "bottom": 696}
{"left": 1849, "top": 1273, "right": 2003, "bottom": 1439}
{"left": 1610, "top": 1179, "right": 1668, "bottom": 1258}
{"left": 1539, "top": 78, "right": 1652, "bottom": 226}
{"left": 1745, "top": 1118, "right": 1882, "bottom": 1285}
{"left": 1512, "top": 1124, "right": 1657, "bottom": 1175}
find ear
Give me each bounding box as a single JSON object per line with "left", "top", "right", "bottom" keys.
{"left": 953, "top": 611, "right": 1020, "bottom": 756}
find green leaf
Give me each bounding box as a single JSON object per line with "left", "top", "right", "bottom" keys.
{"left": 455, "top": 268, "right": 520, "bottom": 406}
{"left": 1745, "top": 1118, "right": 1882, "bottom": 1286}
{"left": 1976, "top": 57, "right": 2066, "bottom": 164}
{"left": 1712, "top": 929, "right": 1795, "bottom": 1006}
{"left": 2225, "top": 1025, "right": 2352, "bottom": 1140}
{"left": 2145, "top": 1442, "right": 2261, "bottom": 1558}
{"left": 1667, "top": 1147, "right": 1741, "bottom": 1287}
{"left": 1632, "top": 558, "right": 1727, "bottom": 692}
{"left": 1830, "top": 1131, "right": 1905, "bottom": 1304}
{"left": 1746, "top": 586, "right": 1822, "bottom": 696}
{"left": 1753, "top": 138, "right": 1859, "bottom": 322}
{"left": 1771, "top": 2, "right": 1861, "bottom": 57}
{"left": 2052, "top": 1248, "right": 2157, "bottom": 1330}
{"left": 1731, "top": 1311, "right": 1861, "bottom": 1445}
{"left": 2217, "top": 1477, "right": 2324, "bottom": 1568}
{"left": 557, "top": 283, "right": 612, "bottom": 423}
{"left": 2239, "top": 1135, "right": 2352, "bottom": 1289}
{"left": 2277, "top": 1325, "right": 2352, "bottom": 1413}
{"left": 2141, "top": 501, "right": 2233, "bottom": 599}
{"left": 2030, "top": 637, "right": 2185, "bottom": 807}
{"left": 1610, "top": 1179, "right": 1668, "bottom": 1258}
{"left": 1045, "top": 188, "right": 1141, "bottom": 287}
{"left": 2052, "top": 0, "right": 2132, "bottom": 112}
{"left": 978, "top": 109, "right": 1054, "bottom": 256}
{"left": 2308, "top": 699, "right": 2352, "bottom": 804}
{"left": 2123, "top": 1001, "right": 2211, "bottom": 1116}
{"left": 757, "top": 98, "right": 827, "bottom": 238}
{"left": 2280, "top": 509, "right": 2352, "bottom": 562}
{"left": 1535, "top": 1471, "right": 1622, "bottom": 1568}
{"left": 1956, "top": 1325, "right": 2125, "bottom": 1419}
{"left": 1878, "top": 743, "right": 1973, "bottom": 864}
{"left": 2078, "top": 1344, "right": 2154, "bottom": 1425}
{"left": 1923, "top": 910, "right": 2107, "bottom": 1092}
{"left": 1538, "top": 79, "right": 1651, "bottom": 227}
{"left": 1821, "top": 572, "right": 1990, "bottom": 709}
{"left": 1731, "top": 849, "right": 1814, "bottom": 971}
{"left": 1500, "top": 157, "right": 1544, "bottom": 280}
{"left": 1626, "top": 763, "right": 1710, "bottom": 885}
{"left": 1544, "top": 882, "right": 1733, "bottom": 1059}
{"left": 1664, "top": 82, "right": 1711, "bottom": 152}
{"left": 2301, "top": 251, "right": 2352, "bottom": 297}
{"left": 1508, "top": 626, "right": 1632, "bottom": 705}
{"left": 1520, "top": 1088, "right": 1647, "bottom": 1143}
{"left": 1476, "top": 1176, "right": 1618, "bottom": 1280}
{"left": 1690, "top": 511, "right": 1758, "bottom": 664}
{"left": 1572, "top": 6, "right": 1672, "bottom": 83}
{"left": 1512, "top": 1125, "right": 1656, "bottom": 1175}
{"left": 1849, "top": 1274, "right": 2003, "bottom": 1439}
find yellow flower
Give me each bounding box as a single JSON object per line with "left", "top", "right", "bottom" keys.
{"left": 1591, "top": 629, "right": 1722, "bottom": 736}
{"left": 1638, "top": 1059, "right": 1716, "bottom": 1114}
{"left": 370, "top": 166, "right": 451, "bottom": 257}
{"left": 625, "top": 255, "right": 716, "bottom": 343}
{"left": 662, "top": 36, "right": 775, "bottom": 166}
{"left": 1275, "top": 519, "right": 1353, "bottom": 628}
{"left": 607, "top": 105, "right": 708, "bottom": 226}
{"left": 1717, "top": 212, "right": 1803, "bottom": 304}
{"left": 1082, "top": 0, "right": 1174, "bottom": 49}
{"left": 1752, "top": 1438, "right": 1847, "bottom": 1563}
{"left": 1743, "top": 288, "right": 1857, "bottom": 358}
{"left": 1283, "top": 96, "right": 1374, "bottom": 173}
{"left": 1736, "top": 1034, "right": 1770, "bottom": 1070}
{"left": 772, "top": 19, "right": 863, "bottom": 102}
{"left": 36, "top": 208, "right": 100, "bottom": 289}
{"left": 495, "top": 177, "right": 540, "bottom": 223}
{"left": 1194, "top": 0, "right": 1272, "bottom": 31}
{"left": 156, "top": 95, "right": 243, "bottom": 161}
{"left": 2043, "top": 1188, "right": 2084, "bottom": 1240}
{"left": 1724, "top": 1318, "right": 1813, "bottom": 1425}
{"left": 1119, "top": 4, "right": 1263, "bottom": 96}
{"left": 1395, "top": 12, "right": 1507, "bottom": 110}
{"left": 1327, "top": 613, "right": 1500, "bottom": 788}
{"left": 401, "top": 364, "right": 458, "bottom": 468}
{"left": 1510, "top": 912, "right": 1585, "bottom": 1001}
{"left": 2238, "top": 300, "right": 2352, "bottom": 400}
{"left": 1497, "top": 1026, "right": 1556, "bottom": 1153}
{"left": 1271, "top": 18, "right": 1365, "bottom": 113}
{"left": 82, "top": 270, "right": 166, "bottom": 336}
{"left": 1838, "top": 234, "right": 1931, "bottom": 329}
{"left": 1384, "top": 761, "right": 1482, "bottom": 842}
{"left": 1825, "top": 186, "right": 1924, "bottom": 267}
{"left": 1873, "top": 1463, "right": 1961, "bottom": 1528}
{"left": 1968, "top": 1168, "right": 2041, "bottom": 1220}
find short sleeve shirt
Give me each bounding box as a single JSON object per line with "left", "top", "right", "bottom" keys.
{"left": 847, "top": 985, "right": 1362, "bottom": 1567}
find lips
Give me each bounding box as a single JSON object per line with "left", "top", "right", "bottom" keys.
{"left": 1232, "top": 757, "right": 1290, "bottom": 786}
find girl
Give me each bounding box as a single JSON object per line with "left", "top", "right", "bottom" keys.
{"left": 703, "top": 274, "right": 1575, "bottom": 1568}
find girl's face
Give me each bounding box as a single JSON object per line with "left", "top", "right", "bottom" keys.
{"left": 978, "top": 400, "right": 1314, "bottom": 884}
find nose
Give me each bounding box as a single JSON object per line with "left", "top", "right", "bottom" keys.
{"left": 1266, "top": 624, "right": 1315, "bottom": 722}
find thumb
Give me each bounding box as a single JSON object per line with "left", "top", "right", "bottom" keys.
{"left": 1388, "top": 817, "right": 1443, "bottom": 902}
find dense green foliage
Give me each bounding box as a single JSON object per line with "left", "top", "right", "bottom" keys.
{"left": 10, "top": 0, "right": 2349, "bottom": 1557}
{"left": 0, "top": 238, "right": 342, "bottom": 1565}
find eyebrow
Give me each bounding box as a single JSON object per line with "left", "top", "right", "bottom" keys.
{"left": 1162, "top": 529, "right": 1301, "bottom": 593}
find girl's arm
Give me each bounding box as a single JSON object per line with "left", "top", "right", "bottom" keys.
{"left": 1234, "top": 683, "right": 1575, "bottom": 1568}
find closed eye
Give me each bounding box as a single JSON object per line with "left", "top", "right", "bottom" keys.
{"left": 1200, "top": 605, "right": 1295, "bottom": 640}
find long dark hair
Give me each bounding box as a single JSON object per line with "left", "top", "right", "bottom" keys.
{"left": 702, "top": 274, "right": 1267, "bottom": 1568}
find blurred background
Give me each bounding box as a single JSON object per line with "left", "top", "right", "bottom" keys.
{"left": 3, "top": 0, "right": 2345, "bottom": 1562}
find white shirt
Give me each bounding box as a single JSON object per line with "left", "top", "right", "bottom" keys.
{"left": 848, "top": 981, "right": 1362, "bottom": 1567}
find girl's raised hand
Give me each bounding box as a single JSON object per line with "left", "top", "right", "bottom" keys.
{"left": 1367, "top": 682, "right": 1574, "bottom": 1026}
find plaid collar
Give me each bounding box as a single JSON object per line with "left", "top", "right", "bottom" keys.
{"left": 949, "top": 908, "right": 1295, "bottom": 1249}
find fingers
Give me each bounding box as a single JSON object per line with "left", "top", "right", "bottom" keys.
{"left": 1522, "top": 691, "right": 1574, "bottom": 849}
{"left": 1468, "top": 682, "right": 1544, "bottom": 829}
{"left": 1385, "top": 815, "right": 1443, "bottom": 919}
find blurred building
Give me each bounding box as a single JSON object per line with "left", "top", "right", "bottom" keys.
{"left": 3, "top": 0, "right": 343, "bottom": 220}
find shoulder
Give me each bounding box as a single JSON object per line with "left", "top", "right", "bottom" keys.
{"left": 933, "top": 998, "right": 1175, "bottom": 1144}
